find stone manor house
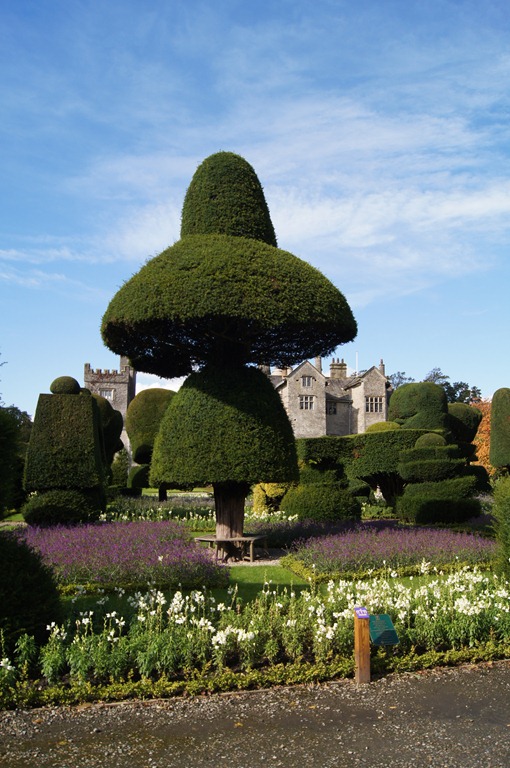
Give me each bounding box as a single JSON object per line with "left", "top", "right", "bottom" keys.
{"left": 84, "top": 356, "right": 390, "bottom": 442}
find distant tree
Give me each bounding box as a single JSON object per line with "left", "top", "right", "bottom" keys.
{"left": 423, "top": 367, "right": 450, "bottom": 387}
{"left": 388, "top": 371, "right": 415, "bottom": 389}
{"left": 102, "top": 151, "right": 357, "bottom": 541}
{"left": 1, "top": 406, "right": 32, "bottom": 510}
{"left": 423, "top": 368, "right": 481, "bottom": 404}
{"left": 0, "top": 407, "right": 19, "bottom": 514}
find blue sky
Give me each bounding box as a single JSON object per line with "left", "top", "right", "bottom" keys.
{"left": 1, "top": 0, "right": 509, "bottom": 417}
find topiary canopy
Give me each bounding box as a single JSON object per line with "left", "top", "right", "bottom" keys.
{"left": 101, "top": 152, "right": 356, "bottom": 377}
{"left": 150, "top": 365, "right": 298, "bottom": 488}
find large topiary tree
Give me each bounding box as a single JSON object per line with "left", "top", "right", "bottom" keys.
{"left": 101, "top": 152, "right": 357, "bottom": 541}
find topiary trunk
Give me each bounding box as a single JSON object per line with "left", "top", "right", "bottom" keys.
{"left": 213, "top": 480, "right": 250, "bottom": 543}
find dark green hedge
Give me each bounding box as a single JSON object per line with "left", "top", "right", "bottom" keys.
{"left": 21, "top": 488, "right": 104, "bottom": 527}
{"left": 492, "top": 477, "right": 510, "bottom": 576}
{"left": 92, "top": 394, "right": 124, "bottom": 466}
{"left": 181, "top": 152, "right": 277, "bottom": 246}
{"left": 396, "top": 476, "right": 480, "bottom": 524}
{"left": 125, "top": 388, "right": 175, "bottom": 465}
{"left": 128, "top": 464, "right": 150, "bottom": 489}
{"left": 281, "top": 484, "right": 361, "bottom": 523}
{"left": 150, "top": 365, "right": 298, "bottom": 487}
{"left": 398, "top": 457, "right": 466, "bottom": 483}
{"left": 447, "top": 402, "right": 482, "bottom": 444}
{"left": 0, "top": 532, "right": 62, "bottom": 649}
{"left": 490, "top": 388, "right": 510, "bottom": 469}
{"left": 24, "top": 394, "right": 106, "bottom": 491}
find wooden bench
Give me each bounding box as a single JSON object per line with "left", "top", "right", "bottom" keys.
{"left": 196, "top": 534, "right": 269, "bottom": 563}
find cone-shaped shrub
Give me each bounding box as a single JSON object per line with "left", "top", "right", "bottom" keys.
{"left": 490, "top": 388, "right": 510, "bottom": 470}
{"left": 181, "top": 151, "right": 277, "bottom": 245}
{"left": 126, "top": 388, "right": 175, "bottom": 465}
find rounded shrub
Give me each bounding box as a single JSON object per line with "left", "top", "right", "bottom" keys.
{"left": 396, "top": 476, "right": 481, "bottom": 524}
{"left": 22, "top": 489, "right": 102, "bottom": 527}
{"left": 281, "top": 484, "right": 361, "bottom": 523}
{"left": 0, "top": 532, "right": 62, "bottom": 649}
{"left": 128, "top": 464, "right": 150, "bottom": 489}
{"left": 49, "top": 376, "right": 81, "bottom": 395}
{"left": 365, "top": 421, "right": 401, "bottom": 433}
{"left": 414, "top": 432, "right": 446, "bottom": 448}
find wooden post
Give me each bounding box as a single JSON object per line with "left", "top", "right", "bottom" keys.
{"left": 354, "top": 607, "right": 371, "bottom": 684}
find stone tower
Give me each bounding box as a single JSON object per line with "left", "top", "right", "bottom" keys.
{"left": 83, "top": 355, "right": 136, "bottom": 424}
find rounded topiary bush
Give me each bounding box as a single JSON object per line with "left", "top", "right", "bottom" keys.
{"left": 22, "top": 489, "right": 102, "bottom": 527}
{"left": 128, "top": 464, "right": 150, "bottom": 489}
{"left": 365, "top": 421, "right": 401, "bottom": 433}
{"left": 49, "top": 376, "right": 81, "bottom": 395}
{"left": 0, "top": 532, "right": 62, "bottom": 649}
{"left": 414, "top": 432, "right": 446, "bottom": 448}
{"left": 281, "top": 484, "right": 361, "bottom": 523}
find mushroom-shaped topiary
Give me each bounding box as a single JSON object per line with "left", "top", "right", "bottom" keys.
{"left": 101, "top": 151, "right": 357, "bottom": 541}
{"left": 101, "top": 152, "right": 356, "bottom": 376}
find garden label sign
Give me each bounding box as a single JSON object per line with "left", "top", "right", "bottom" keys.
{"left": 369, "top": 614, "right": 399, "bottom": 646}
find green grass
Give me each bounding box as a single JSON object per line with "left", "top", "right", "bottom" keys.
{"left": 61, "top": 563, "right": 309, "bottom": 622}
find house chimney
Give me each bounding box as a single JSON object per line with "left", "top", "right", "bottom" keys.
{"left": 314, "top": 356, "right": 322, "bottom": 373}
{"left": 379, "top": 359, "right": 385, "bottom": 376}
{"left": 330, "top": 358, "right": 347, "bottom": 379}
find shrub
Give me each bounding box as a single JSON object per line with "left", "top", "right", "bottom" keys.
{"left": 22, "top": 489, "right": 103, "bottom": 527}
{"left": 490, "top": 388, "right": 510, "bottom": 470}
{"left": 50, "top": 376, "right": 81, "bottom": 395}
{"left": 281, "top": 483, "right": 361, "bottom": 522}
{"left": 128, "top": 464, "right": 150, "bottom": 489}
{"left": 0, "top": 531, "right": 62, "bottom": 649}
{"left": 388, "top": 382, "right": 449, "bottom": 430}
{"left": 414, "top": 432, "right": 446, "bottom": 447}
{"left": 365, "top": 421, "right": 400, "bottom": 433}
{"left": 396, "top": 476, "right": 481, "bottom": 524}
{"left": 492, "top": 476, "right": 510, "bottom": 576}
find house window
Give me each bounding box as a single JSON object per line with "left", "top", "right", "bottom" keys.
{"left": 365, "top": 396, "right": 383, "bottom": 413}
{"left": 100, "top": 389, "right": 114, "bottom": 401}
{"left": 299, "top": 395, "right": 315, "bottom": 410}
{"left": 326, "top": 401, "right": 337, "bottom": 415}
{"left": 301, "top": 375, "right": 313, "bottom": 387}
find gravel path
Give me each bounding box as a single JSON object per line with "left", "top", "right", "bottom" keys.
{"left": 1, "top": 661, "right": 509, "bottom": 767}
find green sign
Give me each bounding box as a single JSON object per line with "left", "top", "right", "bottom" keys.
{"left": 369, "top": 614, "right": 399, "bottom": 646}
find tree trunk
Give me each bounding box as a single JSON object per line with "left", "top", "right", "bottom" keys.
{"left": 158, "top": 485, "right": 167, "bottom": 502}
{"left": 213, "top": 481, "right": 250, "bottom": 559}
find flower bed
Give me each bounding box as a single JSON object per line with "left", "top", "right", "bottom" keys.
{"left": 1, "top": 566, "right": 509, "bottom": 708}
{"left": 282, "top": 525, "right": 496, "bottom": 580}
{"left": 18, "top": 521, "right": 228, "bottom": 590}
